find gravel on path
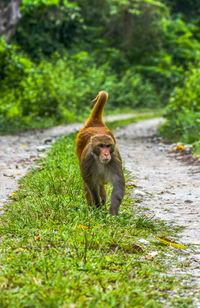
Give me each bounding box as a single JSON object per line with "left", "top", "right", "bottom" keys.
{"left": 115, "top": 118, "right": 200, "bottom": 306}
{"left": 116, "top": 118, "right": 200, "bottom": 245}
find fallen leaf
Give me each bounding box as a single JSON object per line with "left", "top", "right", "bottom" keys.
{"left": 105, "top": 256, "right": 112, "bottom": 262}
{"left": 145, "top": 251, "right": 158, "bottom": 260}
{"left": 129, "top": 269, "right": 137, "bottom": 278}
{"left": 190, "top": 257, "right": 200, "bottom": 264}
{"left": 15, "top": 248, "right": 25, "bottom": 253}
{"left": 174, "top": 145, "right": 185, "bottom": 151}
{"left": 20, "top": 145, "right": 27, "bottom": 149}
{"left": 33, "top": 277, "right": 42, "bottom": 285}
{"left": 77, "top": 225, "right": 89, "bottom": 230}
{"left": 3, "top": 173, "right": 14, "bottom": 178}
{"left": 78, "top": 296, "right": 87, "bottom": 302}
{"left": 132, "top": 244, "right": 144, "bottom": 252}
{"left": 155, "top": 236, "right": 187, "bottom": 249}
{"left": 7, "top": 257, "right": 14, "bottom": 261}
{"left": 126, "top": 184, "right": 137, "bottom": 188}
{"left": 110, "top": 243, "right": 119, "bottom": 249}
{"left": 9, "top": 192, "right": 17, "bottom": 200}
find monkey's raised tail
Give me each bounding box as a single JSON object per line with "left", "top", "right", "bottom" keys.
{"left": 84, "top": 91, "right": 108, "bottom": 127}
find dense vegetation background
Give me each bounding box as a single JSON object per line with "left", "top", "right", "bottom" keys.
{"left": 0, "top": 0, "right": 200, "bottom": 146}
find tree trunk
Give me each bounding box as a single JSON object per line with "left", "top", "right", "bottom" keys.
{"left": 0, "top": 0, "right": 22, "bottom": 43}
{"left": 123, "top": 8, "right": 133, "bottom": 56}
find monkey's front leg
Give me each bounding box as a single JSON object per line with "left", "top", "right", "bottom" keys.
{"left": 110, "top": 174, "right": 125, "bottom": 216}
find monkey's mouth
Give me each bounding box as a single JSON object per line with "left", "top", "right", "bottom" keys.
{"left": 100, "top": 158, "right": 111, "bottom": 164}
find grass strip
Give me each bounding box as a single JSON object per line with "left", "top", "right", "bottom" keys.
{"left": 106, "top": 112, "right": 162, "bottom": 131}
{"left": 0, "top": 116, "right": 195, "bottom": 307}
{"left": 0, "top": 108, "right": 163, "bottom": 135}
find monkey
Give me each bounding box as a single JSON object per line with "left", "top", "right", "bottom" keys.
{"left": 76, "top": 91, "right": 125, "bottom": 216}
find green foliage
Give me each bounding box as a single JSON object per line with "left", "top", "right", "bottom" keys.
{"left": 1, "top": 0, "right": 200, "bottom": 133}
{"left": 0, "top": 41, "right": 159, "bottom": 132}
{"left": 0, "top": 134, "right": 194, "bottom": 307}
{"left": 15, "top": 0, "right": 82, "bottom": 59}
{"left": 160, "top": 66, "right": 200, "bottom": 143}
{"left": 165, "top": 0, "right": 200, "bottom": 22}
{"left": 162, "top": 17, "right": 200, "bottom": 66}
{"left": 106, "top": 70, "right": 159, "bottom": 109}
{"left": 15, "top": 0, "right": 200, "bottom": 100}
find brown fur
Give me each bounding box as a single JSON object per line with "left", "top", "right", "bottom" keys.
{"left": 76, "top": 91, "right": 125, "bottom": 215}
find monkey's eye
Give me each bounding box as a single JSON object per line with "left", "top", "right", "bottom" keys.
{"left": 98, "top": 144, "right": 104, "bottom": 148}
{"left": 106, "top": 144, "right": 111, "bottom": 148}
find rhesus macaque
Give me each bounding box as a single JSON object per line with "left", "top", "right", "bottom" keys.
{"left": 76, "top": 91, "right": 125, "bottom": 216}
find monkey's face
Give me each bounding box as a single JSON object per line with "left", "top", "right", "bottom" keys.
{"left": 91, "top": 135, "right": 114, "bottom": 164}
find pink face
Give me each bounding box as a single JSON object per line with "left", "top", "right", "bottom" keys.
{"left": 92, "top": 135, "right": 114, "bottom": 164}
{"left": 98, "top": 144, "right": 112, "bottom": 163}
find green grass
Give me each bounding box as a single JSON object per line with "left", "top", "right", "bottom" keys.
{"left": 0, "top": 117, "right": 196, "bottom": 307}
{"left": 104, "top": 107, "right": 163, "bottom": 116}
{"left": 194, "top": 142, "right": 200, "bottom": 157}
{"left": 106, "top": 111, "right": 162, "bottom": 131}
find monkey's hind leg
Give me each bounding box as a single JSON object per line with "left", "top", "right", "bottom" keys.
{"left": 100, "top": 185, "right": 106, "bottom": 205}
{"left": 84, "top": 183, "right": 93, "bottom": 206}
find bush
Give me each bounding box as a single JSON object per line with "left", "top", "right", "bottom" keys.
{"left": 106, "top": 70, "right": 159, "bottom": 109}
{"left": 0, "top": 40, "right": 159, "bottom": 132}
{"left": 160, "top": 66, "right": 200, "bottom": 143}
{"left": 14, "top": 1, "right": 83, "bottom": 60}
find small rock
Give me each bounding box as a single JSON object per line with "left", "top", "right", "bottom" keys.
{"left": 134, "top": 189, "right": 146, "bottom": 197}
{"left": 184, "top": 200, "right": 193, "bottom": 203}
{"left": 43, "top": 137, "right": 53, "bottom": 144}
{"left": 37, "top": 145, "right": 51, "bottom": 152}
{"left": 138, "top": 238, "right": 149, "bottom": 244}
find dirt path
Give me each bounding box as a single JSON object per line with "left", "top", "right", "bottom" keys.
{"left": 1, "top": 116, "right": 200, "bottom": 304}
{"left": 116, "top": 118, "right": 200, "bottom": 246}
{"left": 115, "top": 118, "right": 200, "bottom": 305}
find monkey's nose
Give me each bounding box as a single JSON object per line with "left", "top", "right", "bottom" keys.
{"left": 104, "top": 154, "right": 109, "bottom": 159}
{"left": 102, "top": 154, "right": 110, "bottom": 162}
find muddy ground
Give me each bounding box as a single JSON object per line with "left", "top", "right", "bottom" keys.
{"left": 0, "top": 116, "right": 200, "bottom": 305}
